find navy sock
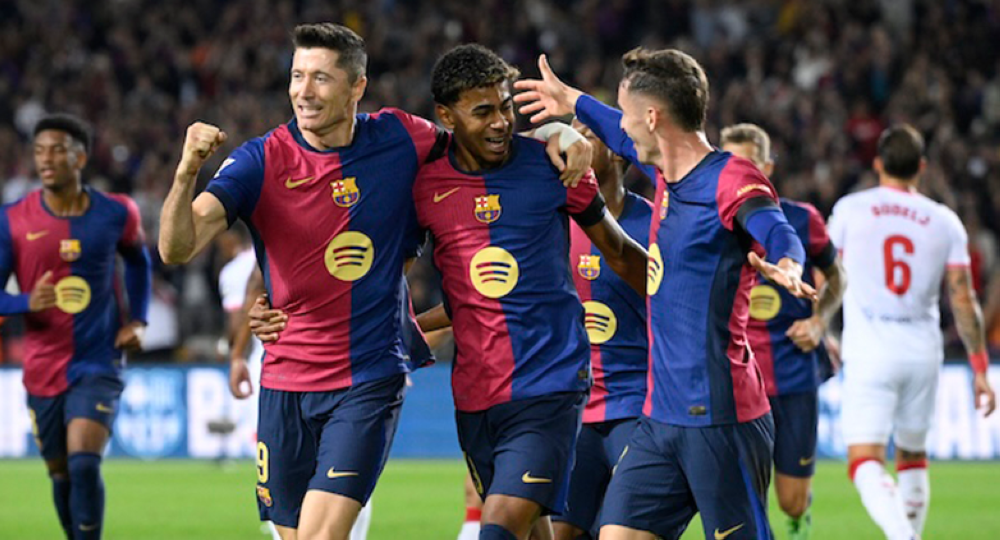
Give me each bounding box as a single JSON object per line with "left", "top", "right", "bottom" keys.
{"left": 68, "top": 452, "right": 104, "bottom": 540}
{"left": 51, "top": 475, "right": 73, "bottom": 538}
{"left": 480, "top": 523, "right": 518, "bottom": 540}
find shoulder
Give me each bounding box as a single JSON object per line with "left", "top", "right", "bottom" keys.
{"left": 628, "top": 191, "right": 654, "bottom": 216}
{"left": 931, "top": 199, "right": 966, "bottom": 233}
{"left": 831, "top": 189, "right": 870, "bottom": 214}
{"left": 716, "top": 154, "right": 775, "bottom": 197}
{"left": 780, "top": 198, "right": 821, "bottom": 220}
{"left": 512, "top": 135, "right": 558, "bottom": 172}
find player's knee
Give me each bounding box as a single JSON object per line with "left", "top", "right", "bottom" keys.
{"left": 896, "top": 446, "right": 927, "bottom": 463}
{"left": 777, "top": 489, "right": 809, "bottom": 519}
{"left": 67, "top": 452, "right": 101, "bottom": 481}
{"left": 45, "top": 457, "right": 69, "bottom": 478}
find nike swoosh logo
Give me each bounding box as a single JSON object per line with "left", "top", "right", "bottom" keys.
{"left": 285, "top": 176, "right": 315, "bottom": 189}
{"left": 799, "top": 456, "right": 815, "bottom": 466}
{"left": 96, "top": 403, "right": 114, "bottom": 413}
{"left": 26, "top": 231, "right": 49, "bottom": 241}
{"left": 521, "top": 472, "right": 552, "bottom": 484}
{"left": 714, "top": 523, "right": 744, "bottom": 540}
{"left": 79, "top": 524, "right": 99, "bottom": 532}
{"left": 433, "top": 187, "right": 461, "bottom": 203}
{"left": 327, "top": 468, "right": 359, "bottom": 479}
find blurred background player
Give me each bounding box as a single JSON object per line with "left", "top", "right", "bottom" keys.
{"left": 721, "top": 123, "right": 846, "bottom": 540}
{"left": 0, "top": 113, "right": 152, "bottom": 539}
{"left": 516, "top": 48, "right": 816, "bottom": 540}
{"left": 550, "top": 118, "right": 652, "bottom": 540}
{"left": 829, "top": 124, "right": 996, "bottom": 540}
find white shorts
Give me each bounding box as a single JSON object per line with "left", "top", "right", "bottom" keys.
{"left": 841, "top": 359, "right": 940, "bottom": 451}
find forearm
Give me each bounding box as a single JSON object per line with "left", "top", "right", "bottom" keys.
{"left": 575, "top": 95, "right": 638, "bottom": 164}
{"left": 949, "top": 268, "right": 988, "bottom": 372}
{"left": 158, "top": 172, "right": 200, "bottom": 264}
{"left": 741, "top": 206, "right": 806, "bottom": 265}
{"left": 607, "top": 237, "right": 649, "bottom": 295}
{"left": 814, "top": 259, "right": 846, "bottom": 325}
{"left": 0, "top": 291, "right": 30, "bottom": 315}
{"left": 416, "top": 303, "right": 451, "bottom": 332}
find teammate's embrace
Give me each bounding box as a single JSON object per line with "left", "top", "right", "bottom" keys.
{"left": 830, "top": 124, "right": 995, "bottom": 540}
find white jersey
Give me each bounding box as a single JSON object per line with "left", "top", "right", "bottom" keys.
{"left": 219, "top": 249, "right": 264, "bottom": 367}
{"left": 829, "top": 186, "right": 970, "bottom": 363}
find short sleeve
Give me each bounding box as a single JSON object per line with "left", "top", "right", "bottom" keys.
{"left": 945, "top": 209, "right": 972, "bottom": 268}
{"left": 827, "top": 199, "right": 847, "bottom": 254}
{"left": 716, "top": 157, "right": 779, "bottom": 231}
{"left": 385, "top": 108, "right": 447, "bottom": 165}
{"left": 204, "top": 138, "right": 266, "bottom": 226}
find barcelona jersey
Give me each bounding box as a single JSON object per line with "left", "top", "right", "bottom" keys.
{"left": 413, "top": 135, "right": 602, "bottom": 412}
{"left": 0, "top": 188, "right": 150, "bottom": 397}
{"left": 206, "top": 110, "right": 441, "bottom": 392}
{"left": 570, "top": 191, "right": 651, "bottom": 423}
{"left": 746, "top": 199, "right": 836, "bottom": 396}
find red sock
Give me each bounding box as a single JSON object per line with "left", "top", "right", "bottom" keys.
{"left": 848, "top": 457, "right": 882, "bottom": 481}
{"left": 464, "top": 506, "right": 482, "bottom": 522}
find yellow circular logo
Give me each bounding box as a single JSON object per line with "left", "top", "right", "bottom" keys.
{"left": 55, "top": 276, "right": 91, "bottom": 314}
{"left": 749, "top": 284, "right": 782, "bottom": 321}
{"left": 583, "top": 301, "right": 618, "bottom": 344}
{"left": 325, "top": 232, "right": 374, "bottom": 281}
{"left": 647, "top": 244, "right": 663, "bottom": 295}
{"left": 469, "top": 246, "right": 519, "bottom": 298}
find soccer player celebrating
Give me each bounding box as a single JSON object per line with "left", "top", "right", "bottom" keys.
{"left": 412, "top": 44, "right": 647, "bottom": 540}
{"left": 0, "top": 114, "right": 152, "bottom": 539}
{"left": 722, "top": 123, "right": 846, "bottom": 539}
{"left": 516, "top": 50, "right": 815, "bottom": 540}
{"left": 159, "top": 23, "right": 588, "bottom": 540}
{"left": 828, "top": 125, "right": 995, "bottom": 540}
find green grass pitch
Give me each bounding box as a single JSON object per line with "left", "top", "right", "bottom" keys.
{"left": 0, "top": 459, "right": 998, "bottom": 538}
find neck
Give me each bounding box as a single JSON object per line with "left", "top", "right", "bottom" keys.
{"left": 880, "top": 175, "right": 918, "bottom": 192}
{"left": 597, "top": 168, "right": 626, "bottom": 219}
{"left": 300, "top": 110, "right": 358, "bottom": 150}
{"left": 654, "top": 131, "right": 713, "bottom": 183}
{"left": 453, "top": 143, "right": 508, "bottom": 173}
{"left": 43, "top": 182, "right": 88, "bottom": 217}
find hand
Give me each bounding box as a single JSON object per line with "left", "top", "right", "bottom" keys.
{"left": 786, "top": 315, "right": 825, "bottom": 352}
{"left": 28, "top": 270, "right": 56, "bottom": 312}
{"left": 974, "top": 372, "right": 996, "bottom": 417}
{"left": 229, "top": 357, "right": 253, "bottom": 399}
{"left": 248, "top": 294, "right": 287, "bottom": 342}
{"left": 177, "top": 122, "right": 227, "bottom": 177}
{"left": 554, "top": 137, "right": 593, "bottom": 187}
{"left": 748, "top": 253, "right": 817, "bottom": 301}
{"left": 114, "top": 321, "right": 146, "bottom": 352}
{"left": 514, "top": 54, "right": 585, "bottom": 124}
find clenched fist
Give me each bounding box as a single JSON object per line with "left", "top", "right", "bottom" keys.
{"left": 177, "top": 122, "right": 228, "bottom": 178}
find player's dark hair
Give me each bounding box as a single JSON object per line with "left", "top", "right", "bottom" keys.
{"left": 877, "top": 124, "right": 924, "bottom": 179}
{"left": 720, "top": 123, "right": 772, "bottom": 165}
{"left": 33, "top": 113, "right": 92, "bottom": 153}
{"left": 621, "top": 48, "right": 709, "bottom": 132}
{"left": 292, "top": 23, "right": 367, "bottom": 83}
{"left": 431, "top": 44, "right": 520, "bottom": 106}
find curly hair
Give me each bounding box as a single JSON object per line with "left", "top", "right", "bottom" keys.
{"left": 431, "top": 44, "right": 520, "bottom": 106}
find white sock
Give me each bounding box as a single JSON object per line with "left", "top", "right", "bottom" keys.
{"left": 350, "top": 501, "right": 373, "bottom": 540}
{"left": 898, "top": 464, "right": 930, "bottom": 535}
{"left": 457, "top": 521, "right": 481, "bottom": 540}
{"left": 852, "top": 460, "right": 916, "bottom": 540}
{"left": 266, "top": 521, "right": 281, "bottom": 540}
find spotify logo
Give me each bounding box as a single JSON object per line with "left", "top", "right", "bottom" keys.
{"left": 749, "top": 284, "right": 781, "bottom": 321}
{"left": 583, "top": 301, "right": 617, "bottom": 344}
{"left": 55, "top": 276, "right": 91, "bottom": 314}
{"left": 647, "top": 244, "right": 663, "bottom": 295}
{"left": 325, "top": 231, "right": 374, "bottom": 281}
{"left": 469, "top": 246, "right": 519, "bottom": 298}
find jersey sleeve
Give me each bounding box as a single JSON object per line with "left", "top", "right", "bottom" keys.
{"left": 385, "top": 108, "right": 448, "bottom": 165}
{"left": 574, "top": 95, "right": 659, "bottom": 181}
{"left": 803, "top": 202, "right": 837, "bottom": 268}
{"left": 108, "top": 194, "right": 146, "bottom": 250}
{"left": 0, "top": 210, "right": 30, "bottom": 315}
{"left": 945, "top": 209, "right": 972, "bottom": 268}
{"left": 716, "top": 157, "right": 779, "bottom": 231}
{"left": 204, "top": 138, "right": 266, "bottom": 226}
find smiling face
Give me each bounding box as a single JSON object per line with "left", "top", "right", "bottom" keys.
{"left": 288, "top": 47, "right": 366, "bottom": 139}
{"left": 437, "top": 81, "right": 515, "bottom": 169}
{"left": 617, "top": 82, "right": 659, "bottom": 166}
{"left": 34, "top": 129, "right": 86, "bottom": 191}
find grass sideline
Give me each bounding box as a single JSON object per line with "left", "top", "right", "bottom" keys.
{"left": 0, "top": 459, "right": 998, "bottom": 538}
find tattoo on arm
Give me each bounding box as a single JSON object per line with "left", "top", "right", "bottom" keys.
{"left": 816, "top": 257, "right": 846, "bottom": 325}
{"left": 948, "top": 267, "right": 987, "bottom": 355}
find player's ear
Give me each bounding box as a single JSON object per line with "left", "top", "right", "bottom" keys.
{"left": 873, "top": 156, "right": 883, "bottom": 175}
{"left": 435, "top": 103, "right": 456, "bottom": 131}
{"left": 762, "top": 160, "right": 775, "bottom": 177}
{"left": 351, "top": 75, "right": 368, "bottom": 103}
{"left": 71, "top": 145, "right": 88, "bottom": 171}
{"left": 918, "top": 157, "right": 927, "bottom": 176}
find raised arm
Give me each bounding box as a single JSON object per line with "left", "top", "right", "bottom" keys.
{"left": 947, "top": 265, "right": 996, "bottom": 416}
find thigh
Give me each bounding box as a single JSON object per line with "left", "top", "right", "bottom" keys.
{"left": 770, "top": 392, "right": 818, "bottom": 478}
{"left": 27, "top": 393, "right": 68, "bottom": 462}
{"left": 307, "top": 374, "right": 407, "bottom": 505}
{"left": 684, "top": 415, "right": 775, "bottom": 540}
{"left": 256, "top": 388, "right": 316, "bottom": 529}
{"left": 551, "top": 424, "right": 610, "bottom": 534}
{"left": 841, "top": 362, "right": 897, "bottom": 446}
{"left": 599, "top": 418, "right": 696, "bottom": 540}
{"left": 487, "top": 392, "right": 586, "bottom": 516}
{"left": 65, "top": 375, "right": 124, "bottom": 452}
{"left": 893, "top": 363, "right": 940, "bottom": 452}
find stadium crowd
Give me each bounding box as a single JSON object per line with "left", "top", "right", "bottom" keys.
{"left": 1, "top": 0, "right": 1000, "bottom": 361}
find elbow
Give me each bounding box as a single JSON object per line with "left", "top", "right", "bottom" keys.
{"left": 158, "top": 242, "right": 191, "bottom": 266}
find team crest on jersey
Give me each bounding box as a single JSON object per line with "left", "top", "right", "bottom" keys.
{"left": 578, "top": 254, "right": 601, "bottom": 280}
{"left": 474, "top": 195, "right": 502, "bottom": 224}
{"left": 256, "top": 485, "right": 273, "bottom": 507}
{"left": 330, "top": 177, "right": 360, "bottom": 207}
{"left": 660, "top": 191, "right": 669, "bottom": 220}
{"left": 59, "top": 239, "right": 82, "bottom": 262}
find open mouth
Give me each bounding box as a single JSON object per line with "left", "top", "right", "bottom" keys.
{"left": 484, "top": 135, "right": 508, "bottom": 154}
{"left": 297, "top": 104, "right": 323, "bottom": 119}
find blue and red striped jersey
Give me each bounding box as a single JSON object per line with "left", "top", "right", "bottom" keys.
{"left": 577, "top": 95, "right": 786, "bottom": 427}
{"left": 413, "top": 135, "right": 600, "bottom": 412}
{"left": 746, "top": 199, "right": 836, "bottom": 396}
{"left": 570, "top": 190, "right": 651, "bottom": 423}
{"left": 0, "top": 188, "right": 151, "bottom": 397}
{"left": 205, "top": 109, "right": 440, "bottom": 392}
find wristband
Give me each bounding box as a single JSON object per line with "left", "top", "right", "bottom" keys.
{"left": 969, "top": 350, "right": 989, "bottom": 374}
{"left": 531, "top": 122, "right": 585, "bottom": 152}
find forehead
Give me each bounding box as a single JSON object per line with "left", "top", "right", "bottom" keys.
{"left": 34, "top": 129, "right": 76, "bottom": 147}
{"left": 292, "top": 47, "right": 344, "bottom": 72}
{"left": 454, "top": 81, "right": 511, "bottom": 108}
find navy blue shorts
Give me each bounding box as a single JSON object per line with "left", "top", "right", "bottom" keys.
{"left": 552, "top": 417, "right": 638, "bottom": 537}
{"left": 600, "top": 414, "right": 775, "bottom": 540}
{"left": 456, "top": 392, "right": 586, "bottom": 515}
{"left": 769, "top": 391, "right": 818, "bottom": 478}
{"left": 255, "top": 374, "right": 406, "bottom": 528}
{"left": 27, "top": 374, "right": 124, "bottom": 461}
